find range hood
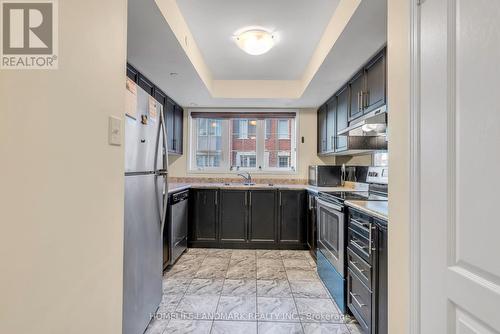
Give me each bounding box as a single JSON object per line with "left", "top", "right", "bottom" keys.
{"left": 338, "top": 105, "right": 387, "bottom": 137}
{"left": 334, "top": 136, "right": 387, "bottom": 156}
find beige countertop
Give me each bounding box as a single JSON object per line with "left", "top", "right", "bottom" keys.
{"left": 345, "top": 200, "right": 388, "bottom": 221}
{"left": 167, "top": 182, "right": 366, "bottom": 194}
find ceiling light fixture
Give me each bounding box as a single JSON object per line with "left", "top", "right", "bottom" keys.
{"left": 234, "top": 28, "right": 275, "bottom": 56}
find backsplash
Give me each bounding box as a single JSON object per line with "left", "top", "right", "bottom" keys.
{"left": 169, "top": 177, "right": 308, "bottom": 185}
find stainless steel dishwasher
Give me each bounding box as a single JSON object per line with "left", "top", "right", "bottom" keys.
{"left": 163, "top": 189, "right": 188, "bottom": 269}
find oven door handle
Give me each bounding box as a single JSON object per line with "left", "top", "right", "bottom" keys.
{"left": 316, "top": 197, "right": 343, "bottom": 212}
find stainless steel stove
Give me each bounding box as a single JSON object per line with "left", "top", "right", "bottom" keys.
{"left": 316, "top": 166, "right": 387, "bottom": 314}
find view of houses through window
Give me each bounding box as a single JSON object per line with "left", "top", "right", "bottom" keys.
{"left": 191, "top": 115, "right": 296, "bottom": 172}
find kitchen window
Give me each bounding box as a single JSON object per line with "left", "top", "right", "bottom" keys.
{"left": 190, "top": 112, "right": 297, "bottom": 172}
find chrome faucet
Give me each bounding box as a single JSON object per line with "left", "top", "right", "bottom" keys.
{"left": 237, "top": 171, "right": 253, "bottom": 185}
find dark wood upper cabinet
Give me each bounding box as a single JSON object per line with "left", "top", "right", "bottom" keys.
{"left": 317, "top": 105, "right": 328, "bottom": 154}
{"left": 364, "top": 51, "right": 386, "bottom": 113}
{"left": 336, "top": 85, "right": 349, "bottom": 152}
{"left": 219, "top": 190, "right": 248, "bottom": 242}
{"left": 348, "top": 71, "right": 365, "bottom": 121}
{"left": 126, "top": 63, "right": 183, "bottom": 156}
{"left": 279, "top": 190, "right": 306, "bottom": 245}
{"left": 189, "top": 189, "right": 218, "bottom": 242}
{"left": 126, "top": 63, "right": 139, "bottom": 83}
{"left": 137, "top": 74, "right": 155, "bottom": 96}
{"left": 316, "top": 48, "right": 387, "bottom": 155}
{"left": 248, "top": 190, "right": 277, "bottom": 244}
{"left": 173, "top": 104, "right": 184, "bottom": 154}
{"left": 326, "top": 97, "right": 337, "bottom": 153}
{"left": 165, "top": 99, "right": 175, "bottom": 153}
{"left": 154, "top": 88, "right": 166, "bottom": 106}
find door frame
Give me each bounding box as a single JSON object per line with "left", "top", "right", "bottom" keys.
{"left": 391, "top": 0, "right": 422, "bottom": 332}
{"left": 409, "top": 1, "right": 421, "bottom": 334}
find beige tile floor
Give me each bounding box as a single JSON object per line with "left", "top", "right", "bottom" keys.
{"left": 146, "top": 248, "right": 363, "bottom": 334}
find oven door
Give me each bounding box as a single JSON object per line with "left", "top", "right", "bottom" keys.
{"left": 316, "top": 197, "right": 345, "bottom": 277}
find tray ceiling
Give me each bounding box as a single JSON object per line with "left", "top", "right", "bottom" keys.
{"left": 176, "top": 0, "right": 340, "bottom": 80}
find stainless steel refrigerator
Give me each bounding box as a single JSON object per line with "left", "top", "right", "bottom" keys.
{"left": 123, "top": 81, "right": 168, "bottom": 334}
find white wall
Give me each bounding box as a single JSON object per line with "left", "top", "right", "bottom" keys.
{"left": 0, "top": 1, "right": 127, "bottom": 333}
{"left": 387, "top": 0, "right": 411, "bottom": 333}
{"left": 168, "top": 108, "right": 337, "bottom": 179}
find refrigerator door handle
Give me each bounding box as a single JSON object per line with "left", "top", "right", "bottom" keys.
{"left": 160, "top": 107, "right": 169, "bottom": 173}
{"left": 159, "top": 109, "right": 169, "bottom": 227}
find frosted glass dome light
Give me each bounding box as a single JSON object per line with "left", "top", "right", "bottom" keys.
{"left": 235, "top": 29, "right": 275, "bottom": 56}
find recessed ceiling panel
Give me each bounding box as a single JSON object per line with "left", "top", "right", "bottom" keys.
{"left": 177, "top": 0, "right": 340, "bottom": 80}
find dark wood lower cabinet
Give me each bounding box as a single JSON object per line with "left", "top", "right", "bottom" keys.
{"left": 219, "top": 190, "right": 247, "bottom": 243}
{"left": 306, "top": 192, "right": 317, "bottom": 259}
{"left": 249, "top": 190, "right": 277, "bottom": 245}
{"left": 279, "top": 190, "right": 307, "bottom": 246}
{"left": 188, "top": 189, "right": 218, "bottom": 246}
{"left": 188, "top": 188, "right": 306, "bottom": 249}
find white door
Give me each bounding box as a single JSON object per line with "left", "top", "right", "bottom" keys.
{"left": 419, "top": 0, "right": 500, "bottom": 333}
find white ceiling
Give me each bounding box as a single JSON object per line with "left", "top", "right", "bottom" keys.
{"left": 127, "top": 0, "right": 387, "bottom": 108}
{"left": 176, "top": 0, "right": 340, "bottom": 80}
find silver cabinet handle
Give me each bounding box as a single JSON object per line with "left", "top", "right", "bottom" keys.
{"left": 351, "top": 239, "right": 367, "bottom": 249}
{"left": 350, "top": 292, "right": 366, "bottom": 308}
{"left": 368, "top": 223, "right": 374, "bottom": 255}
{"left": 351, "top": 239, "right": 368, "bottom": 256}
{"left": 244, "top": 192, "right": 247, "bottom": 207}
{"left": 350, "top": 218, "right": 370, "bottom": 230}
{"left": 214, "top": 191, "right": 217, "bottom": 206}
{"left": 249, "top": 191, "right": 252, "bottom": 207}
{"left": 279, "top": 192, "right": 282, "bottom": 206}
{"left": 350, "top": 260, "right": 367, "bottom": 273}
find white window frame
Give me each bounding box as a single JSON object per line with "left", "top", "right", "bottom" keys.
{"left": 188, "top": 110, "right": 298, "bottom": 174}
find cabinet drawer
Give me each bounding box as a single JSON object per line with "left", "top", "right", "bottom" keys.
{"left": 349, "top": 209, "right": 372, "bottom": 227}
{"left": 347, "top": 248, "right": 372, "bottom": 289}
{"left": 348, "top": 268, "right": 372, "bottom": 333}
{"left": 347, "top": 225, "right": 373, "bottom": 265}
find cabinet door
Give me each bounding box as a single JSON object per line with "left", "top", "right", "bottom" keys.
{"left": 326, "top": 98, "right": 337, "bottom": 153}
{"left": 348, "top": 71, "right": 365, "bottom": 121}
{"left": 336, "top": 86, "right": 349, "bottom": 152}
{"left": 165, "top": 99, "right": 175, "bottom": 153}
{"left": 249, "top": 190, "right": 277, "bottom": 244}
{"left": 364, "top": 52, "right": 386, "bottom": 113}
{"left": 189, "top": 189, "right": 218, "bottom": 241}
{"left": 137, "top": 74, "right": 155, "bottom": 96}
{"left": 279, "top": 190, "right": 306, "bottom": 245}
{"left": 173, "top": 104, "right": 183, "bottom": 154}
{"left": 126, "top": 63, "right": 139, "bottom": 82}
{"left": 219, "top": 190, "right": 248, "bottom": 242}
{"left": 317, "top": 105, "right": 327, "bottom": 153}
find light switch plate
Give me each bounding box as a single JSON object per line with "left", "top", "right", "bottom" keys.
{"left": 108, "top": 116, "right": 122, "bottom": 146}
